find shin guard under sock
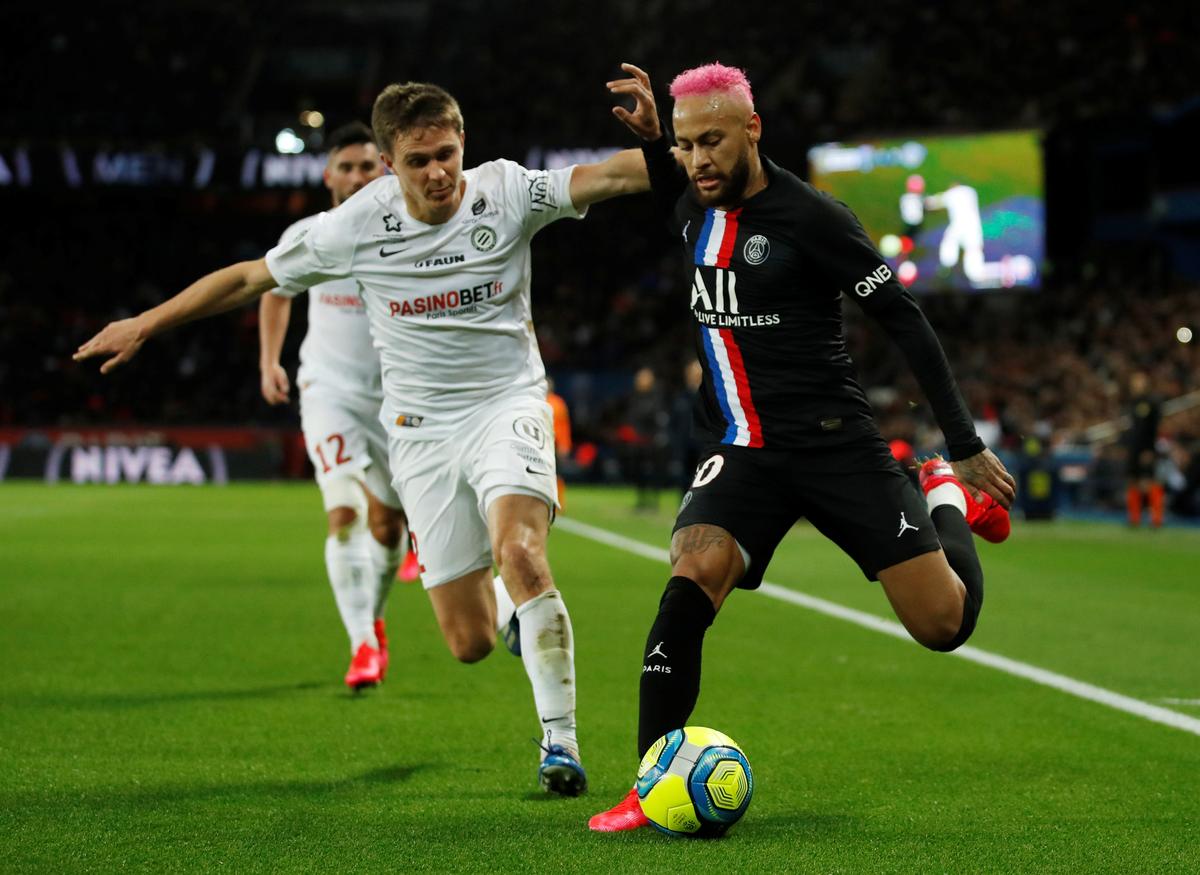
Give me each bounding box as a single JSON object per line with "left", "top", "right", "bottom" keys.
{"left": 930, "top": 506, "right": 984, "bottom": 652}
{"left": 637, "top": 577, "right": 717, "bottom": 757}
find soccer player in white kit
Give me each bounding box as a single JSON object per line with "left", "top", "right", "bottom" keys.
{"left": 258, "top": 122, "right": 407, "bottom": 691}
{"left": 75, "top": 80, "right": 652, "bottom": 796}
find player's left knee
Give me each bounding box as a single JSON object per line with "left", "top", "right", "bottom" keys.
{"left": 924, "top": 592, "right": 981, "bottom": 653}
{"left": 369, "top": 516, "right": 403, "bottom": 549}
{"left": 445, "top": 629, "right": 495, "bottom": 664}
{"left": 495, "top": 536, "right": 545, "bottom": 581}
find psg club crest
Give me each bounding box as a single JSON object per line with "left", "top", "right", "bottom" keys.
{"left": 743, "top": 235, "right": 769, "bottom": 265}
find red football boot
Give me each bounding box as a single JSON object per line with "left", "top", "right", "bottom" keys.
{"left": 399, "top": 549, "right": 421, "bottom": 583}
{"left": 374, "top": 619, "right": 389, "bottom": 679}
{"left": 588, "top": 787, "right": 650, "bottom": 833}
{"left": 918, "top": 457, "right": 1010, "bottom": 543}
{"left": 344, "top": 642, "right": 384, "bottom": 690}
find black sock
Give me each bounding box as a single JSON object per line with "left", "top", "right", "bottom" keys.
{"left": 637, "top": 577, "right": 717, "bottom": 758}
{"left": 931, "top": 505, "right": 984, "bottom": 652}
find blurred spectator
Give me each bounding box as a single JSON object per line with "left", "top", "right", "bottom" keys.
{"left": 1169, "top": 439, "right": 1200, "bottom": 518}
{"left": 669, "top": 360, "right": 704, "bottom": 495}
{"left": 618, "top": 366, "right": 670, "bottom": 511}
{"left": 1124, "top": 371, "right": 1164, "bottom": 528}
{"left": 546, "top": 376, "right": 572, "bottom": 511}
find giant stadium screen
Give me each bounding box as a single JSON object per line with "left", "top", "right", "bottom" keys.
{"left": 807, "top": 131, "right": 1043, "bottom": 292}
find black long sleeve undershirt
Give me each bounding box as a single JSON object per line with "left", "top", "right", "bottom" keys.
{"left": 869, "top": 291, "right": 985, "bottom": 461}
{"left": 641, "top": 134, "right": 686, "bottom": 222}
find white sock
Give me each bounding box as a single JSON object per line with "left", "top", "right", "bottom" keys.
{"left": 367, "top": 532, "right": 403, "bottom": 620}
{"left": 324, "top": 532, "right": 378, "bottom": 651}
{"left": 493, "top": 574, "right": 516, "bottom": 632}
{"left": 516, "top": 589, "right": 578, "bottom": 758}
{"left": 926, "top": 482, "right": 968, "bottom": 516}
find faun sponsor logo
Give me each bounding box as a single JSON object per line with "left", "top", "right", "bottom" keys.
{"left": 854, "top": 263, "right": 893, "bottom": 297}
{"left": 387, "top": 280, "right": 504, "bottom": 319}
{"left": 413, "top": 254, "right": 466, "bottom": 269}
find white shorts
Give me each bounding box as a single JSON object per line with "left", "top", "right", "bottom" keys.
{"left": 300, "top": 385, "right": 402, "bottom": 511}
{"left": 386, "top": 395, "right": 557, "bottom": 589}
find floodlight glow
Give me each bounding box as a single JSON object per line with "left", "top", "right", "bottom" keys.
{"left": 275, "top": 128, "right": 305, "bottom": 154}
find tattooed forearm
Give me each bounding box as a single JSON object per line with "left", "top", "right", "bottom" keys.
{"left": 670, "top": 525, "right": 730, "bottom": 564}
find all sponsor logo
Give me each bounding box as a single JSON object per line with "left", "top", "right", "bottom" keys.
{"left": 690, "top": 269, "right": 782, "bottom": 328}
{"left": 471, "top": 225, "right": 497, "bottom": 252}
{"left": 743, "top": 234, "right": 770, "bottom": 265}
{"left": 691, "top": 268, "right": 739, "bottom": 314}
{"left": 513, "top": 415, "right": 547, "bottom": 449}
{"left": 854, "top": 263, "right": 893, "bottom": 297}
{"left": 382, "top": 213, "right": 403, "bottom": 233}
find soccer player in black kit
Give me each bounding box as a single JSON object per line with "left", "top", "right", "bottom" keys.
{"left": 590, "top": 63, "right": 1017, "bottom": 832}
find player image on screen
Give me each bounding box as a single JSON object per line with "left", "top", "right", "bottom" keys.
{"left": 256, "top": 121, "right": 420, "bottom": 691}
{"left": 587, "top": 62, "right": 1016, "bottom": 832}
{"left": 74, "top": 80, "right": 656, "bottom": 797}
{"left": 808, "top": 131, "right": 1043, "bottom": 292}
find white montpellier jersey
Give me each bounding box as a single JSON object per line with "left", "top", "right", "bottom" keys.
{"left": 269, "top": 213, "right": 383, "bottom": 398}
{"left": 265, "top": 160, "right": 585, "bottom": 440}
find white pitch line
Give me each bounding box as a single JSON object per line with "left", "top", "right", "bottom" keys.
{"left": 556, "top": 516, "right": 1200, "bottom": 738}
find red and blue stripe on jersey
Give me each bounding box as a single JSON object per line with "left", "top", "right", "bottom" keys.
{"left": 694, "top": 208, "right": 763, "bottom": 448}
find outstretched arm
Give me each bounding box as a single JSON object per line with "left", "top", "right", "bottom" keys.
{"left": 802, "top": 192, "right": 1015, "bottom": 507}
{"left": 74, "top": 257, "right": 277, "bottom": 374}
{"left": 566, "top": 63, "right": 668, "bottom": 210}
{"left": 869, "top": 293, "right": 1016, "bottom": 508}
{"left": 258, "top": 292, "right": 293, "bottom": 405}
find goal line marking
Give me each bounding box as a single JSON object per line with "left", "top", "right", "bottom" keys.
{"left": 556, "top": 516, "right": 1200, "bottom": 738}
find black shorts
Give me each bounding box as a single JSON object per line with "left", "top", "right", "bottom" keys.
{"left": 1126, "top": 446, "right": 1158, "bottom": 480}
{"left": 673, "top": 436, "right": 942, "bottom": 588}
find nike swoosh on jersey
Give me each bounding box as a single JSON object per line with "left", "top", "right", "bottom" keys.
{"left": 526, "top": 465, "right": 549, "bottom": 476}
{"left": 379, "top": 246, "right": 406, "bottom": 257}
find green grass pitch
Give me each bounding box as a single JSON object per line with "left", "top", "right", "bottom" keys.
{"left": 1, "top": 484, "right": 1198, "bottom": 873}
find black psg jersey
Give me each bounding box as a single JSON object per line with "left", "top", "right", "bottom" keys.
{"left": 656, "top": 155, "right": 911, "bottom": 450}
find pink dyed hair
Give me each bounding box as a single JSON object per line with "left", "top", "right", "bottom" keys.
{"left": 668, "top": 63, "right": 754, "bottom": 108}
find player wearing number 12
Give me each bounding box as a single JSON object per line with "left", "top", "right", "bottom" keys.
{"left": 257, "top": 122, "right": 410, "bottom": 691}
{"left": 589, "top": 62, "right": 1016, "bottom": 831}
{"left": 74, "top": 80, "right": 654, "bottom": 796}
